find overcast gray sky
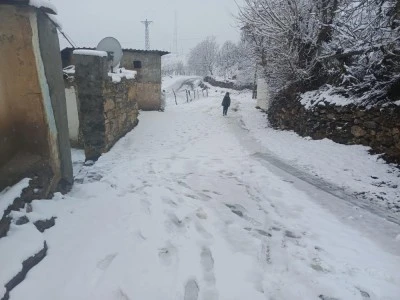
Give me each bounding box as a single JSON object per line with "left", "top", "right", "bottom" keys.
{"left": 51, "top": 0, "right": 243, "bottom": 55}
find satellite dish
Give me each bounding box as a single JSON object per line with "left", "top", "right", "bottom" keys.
{"left": 96, "top": 37, "right": 123, "bottom": 69}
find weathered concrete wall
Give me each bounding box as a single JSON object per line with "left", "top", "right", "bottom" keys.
{"left": 74, "top": 53, "right": 139, "bottom": 161}
{"left": 0, "top": 4, "right": 73, "bottom": 193}
{"left": 268, "top": 90, "right": 400, "bottom": 164}
{"left": 135, "top": 82, "right": 161, "bottom": 111}
{"left": 121, "top": 51, "right": 162, "bottom": 111}
{"left": 65, "top": 84, "right": 80, "bottom": 146}
{"left": 37, "top": 9, "right": 73, "bottom": 189}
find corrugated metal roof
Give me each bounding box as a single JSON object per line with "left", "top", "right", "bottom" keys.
{"left": 61, "top": 47, "right": 169, "bottom": 56}
{"left": 123, "top": 49, "right": 170, "bottom": 56}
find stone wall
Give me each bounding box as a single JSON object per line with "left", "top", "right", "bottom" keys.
{"left": 204, "top": 76, "right": 254, "bottom": 91}
{"left": 103, "top": 79, "right": 139, "bottom": 150}
{"left": 74, "top": 53, "right": 139, "bottom": 161}
{"left": 268, "top": 91, "right": 400, "bottom": 164}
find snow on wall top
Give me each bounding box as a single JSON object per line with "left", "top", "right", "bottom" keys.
{"left": 109, "top": 68, "right": 137, "bottom": 83}
{"left": 73, "top": 50, "right": 108, "bottom": 57}
{"left": 300, "top": 85, "right": 355, "bottom": 109}
{"left": 29, "top": 0, "right": 58, "bottom": 15}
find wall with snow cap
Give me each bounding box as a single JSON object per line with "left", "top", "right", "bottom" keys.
{"left": 73, "top": 53, "right": 139, "bottom": 161}
{"left": 268, "top": 84, "right": 400, "bottom": 164}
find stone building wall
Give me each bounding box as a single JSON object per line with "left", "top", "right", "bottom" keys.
{"left": 74, "top": 53, "right": 139, "bottom": 161}
{"left": 268, "top": 93, "right": 400, "bottom": 164}
{"left": 103, "top": 79, "right": 139, "bottom": 150}
{"left": 121, "top": 50, "right": 166, "bottom": 110}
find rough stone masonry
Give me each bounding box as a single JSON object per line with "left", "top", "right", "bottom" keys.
{"left": 268, "top": 87, "right": 400, "bottom": 164}
{"left": 74, "top": 53, "right": 139, "bottom": 161}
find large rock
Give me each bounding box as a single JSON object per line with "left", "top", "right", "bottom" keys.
{"left": 351, "top": 126, "right": 367, "bottom": 137}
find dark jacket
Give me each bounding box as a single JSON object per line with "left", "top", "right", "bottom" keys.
{"left": 222, "top": 95, "right": 231, "bottom": 107}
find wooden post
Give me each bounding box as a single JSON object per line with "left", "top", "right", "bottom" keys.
{"left": 173, "top": 90, "right": 177, "bottom": 105}
{"left": 186, "top": 90, "right": 189, "bottom": 103}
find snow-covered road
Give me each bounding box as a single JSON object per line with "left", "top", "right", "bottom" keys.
{"left": 7, "top": 80, "right": 400, "bottom": 300}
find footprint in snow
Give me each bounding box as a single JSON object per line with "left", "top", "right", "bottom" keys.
{"left": 97, "top": 253, "right": 118, "bottom": 271}
{"left": 184, "top": 279, "right": 199, "bottom": 300}
{"left": 284, "top": 230, "right": 301, "bottom": 239}
{"left": 158, "top": 243, "right": 178, "bottom": 266}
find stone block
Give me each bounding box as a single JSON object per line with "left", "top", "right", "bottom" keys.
{"left": 104, "top": 99, "right": 115, "bottom": 111}
{"left": 351, "top": 126, "right": 367, "bottom": 137}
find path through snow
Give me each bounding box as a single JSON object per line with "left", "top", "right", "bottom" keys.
{"left": 7, "top": 78, "right": 400, "bottom": 300}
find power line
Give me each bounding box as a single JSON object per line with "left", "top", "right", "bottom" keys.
{"left": 173, "top": 11, "right": 178, "bottom": 54}
{"left": 141, "top": 19, "right": 153, "bottom": 50}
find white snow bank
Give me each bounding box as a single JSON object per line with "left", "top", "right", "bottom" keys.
{"left": 300, "top": 85, "right": 355, "bottom": 109}
{"left": 0, "top": 178, "right": 30, "bottom": 214}
{"left": 0, "top": 223, "right": 44, "bottom": 299}
{"left": 29, "top": 0, "right": 57, "bottom": 14}
{"left": 108, "top": 68, "right": 137, "bottom": 83}
{"left": 73, "top": 50, "right": 107, "bottom": 57}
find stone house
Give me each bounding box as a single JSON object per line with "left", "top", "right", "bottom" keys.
{"left": 61, "top": 48, "right": 169, "bottom": 110}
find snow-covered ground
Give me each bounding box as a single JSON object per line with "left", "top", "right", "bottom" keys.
{"left": 2, "top": 77, "right": 400, "bottom": 300}
{"left": 233, "top": 93, "right": 400, "bottom": 217}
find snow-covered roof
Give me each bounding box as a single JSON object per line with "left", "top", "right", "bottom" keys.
{"left": 0, "top": 0, "right": 58, "bottom": 15}
{"left": 29, "top": 0, "right": 57, "bottom": 14}
{"left": 123, "top": 49, "right": 170, "bottom": 56}
{"left": 62, "top": 47, "right": 170, "bottom": 57}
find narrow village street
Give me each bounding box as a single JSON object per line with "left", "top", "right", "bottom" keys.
{"left": 7, "top": 79, "right": 400, "bottom": 300}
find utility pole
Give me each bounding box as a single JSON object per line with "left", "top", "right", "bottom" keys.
{"left": 141, "top": 19, "right": 153, "bottom": 50}
{"left": 173, "top": 11, "right": 178, "bottom": 54}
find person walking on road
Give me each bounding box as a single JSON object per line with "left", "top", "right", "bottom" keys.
{"left": 221, "top": 92, "right": 231, "bottom": 116}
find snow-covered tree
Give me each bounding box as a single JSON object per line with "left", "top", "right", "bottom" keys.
{"left": 187, "top": 36, "right": 219, "bottom": 76}
{"left": 162, "top": 54, "right": 187, "bottom": 76}
{"left": 237, "top": 0, "right": 400, "bottom": 104}
{"left": 217, "top": 41, "right": 240, "bottom": 79}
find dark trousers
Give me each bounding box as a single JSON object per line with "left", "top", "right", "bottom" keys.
{"left": 223, "top": 106, "right": 229, "bottom": 116}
